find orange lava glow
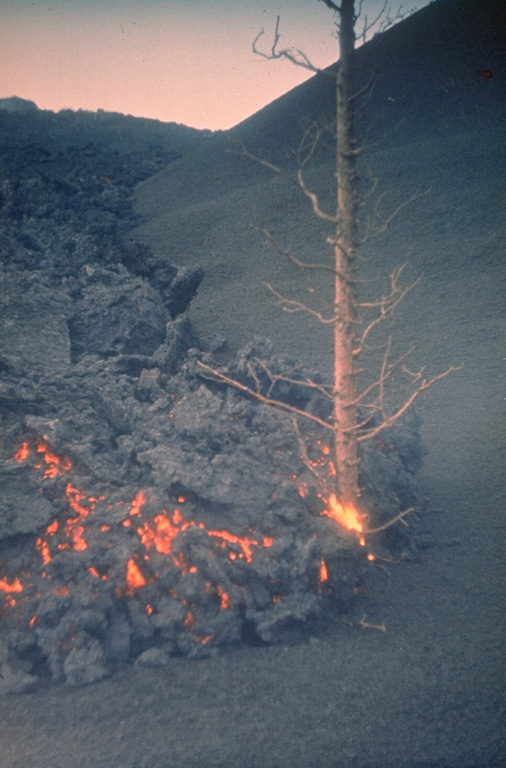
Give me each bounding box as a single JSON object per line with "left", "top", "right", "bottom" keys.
{"left": 184, "top": 610, "right": 194, "bottom": 630}
{"left": 14, "top": 441, "right": 29, "bottom": 462}
{"left": 6, "top": 437, "right": 306, "bottom": 649}
{"left": 126, "top": 558, "right": 146, "bottom": 595}
{"left": 36, "top": 536, "right": 51, "bottom": 566}
{"left": 137, "top": 510, "right": 179, "bottom": 555}
{"left": 53, "top": 586, "right": 70, "bottom": 596}
{"left": 322, "top": 493, "right": 364, "bottom": 534}
{"left": 35, "top": 437, "right": 72, "bottom": 478}
{"left": 129, "top": 491, "right": 146, "bottom": 517}
{"left": 208, "top": 530, "right": 258, "bottom": 563}
{"left": 0, "top": 576, "right": 24, "bottom": 593}
{"left": 217, "top": 586, "right": 230, "bottom": 610}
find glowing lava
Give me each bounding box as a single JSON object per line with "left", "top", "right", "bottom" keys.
{"left": 35, "top": 437, "right": 72, "bottom": 478}
{"left": 125, "top": 558, "right": 147, "bottom": 595}
{"left": 0, "top": 577, "right": 23, "bottom": 594}
{"left": 4, "top": 434, "right": 368, "bottom": 661}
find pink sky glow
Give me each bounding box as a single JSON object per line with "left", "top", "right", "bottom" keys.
{"left": 1, "top": 0, "right": 428, "bottom": 130}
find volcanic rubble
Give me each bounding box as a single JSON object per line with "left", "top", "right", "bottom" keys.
{"left": 0, "top": 110, "right": 424, "bottom": 691}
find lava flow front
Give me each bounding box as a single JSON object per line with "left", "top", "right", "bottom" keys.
{"left": 0, "top": 435, "right": 369, "bottom": 686}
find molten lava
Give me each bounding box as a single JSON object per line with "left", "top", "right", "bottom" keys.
{"left": 3, "top": 434, "right": 368, "bottom": 667}
{"left": 34, "top": 437, "right": 72, "bottom": 478}
{"left": 6, "top": 436, "right": 282, "bottom": 645}
{"left": 138, "top": 510, "right": 179, "bottom": 555}
{"left": 126, "top": 558, "right": 147, "bottom": 595}
{"left": 13, "top": 441, "right": 29, "bottom": 462}
{"left": 0, "top": 577, "right": 23, "bottom": 594}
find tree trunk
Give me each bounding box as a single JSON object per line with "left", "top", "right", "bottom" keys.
{"left": 333, "top": 0, "right": 359, "bottom": 507}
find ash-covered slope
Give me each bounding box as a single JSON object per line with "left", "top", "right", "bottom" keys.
{"left": 133, "top": 0, "right": 506, "bottom": 373}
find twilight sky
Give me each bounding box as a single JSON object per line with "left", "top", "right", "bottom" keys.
{"left": 1, "top": 0, "right": 429, "bottom": 130}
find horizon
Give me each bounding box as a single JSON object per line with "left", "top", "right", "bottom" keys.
{"left": 1, "top": 0, "right": 429, "bottom": 131}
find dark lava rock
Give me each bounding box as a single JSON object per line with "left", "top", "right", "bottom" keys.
{"left": 0, "top": 104, "right": 425, "bottom": 688}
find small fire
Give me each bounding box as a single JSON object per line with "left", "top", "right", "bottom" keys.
{"left": 301, "top": 442, "right": 367, "bottom": 539}
{"left": 322, "top": 493, "right": 364, "bottom": 535}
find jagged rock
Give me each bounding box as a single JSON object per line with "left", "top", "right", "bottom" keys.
{"left": 62, "top": 635, "right": 110, "bottom": 686}
{"left": 0, "top": 662, "right": 38, "bottom": 695}
{"left": 0, "top": 102, "right": 425, "bottom": 686}
{"left": 68, "top": 265, "right": 168, "bottom": 361}
{"left": 135, "top": 648, "right": 169, "bottom": 667}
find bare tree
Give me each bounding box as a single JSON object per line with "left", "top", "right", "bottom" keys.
{"left": 199, "top": 0, "right": 458, "bottom": 531}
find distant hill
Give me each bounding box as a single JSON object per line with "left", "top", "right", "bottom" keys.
{"left": 0, "top": 98, "right": 212, "bottom": 186}
{"left": 0, "top": 96, "right": 39, "bottom": 113}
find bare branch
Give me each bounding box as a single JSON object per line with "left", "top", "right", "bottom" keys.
{"left": 231, "top": 141, "right": 340, "bottom": 227}
{"left": 260, "top": 228, "right": 347, "bottom": 278}
{"left": 348, "top": 339, "right": 412, "bottom": 418}
{"left": 291, "top": 416, "right": 326, "bottom": 478}
{"left": 296, "top": 168, "right": 339, "bottom": 222}
{"left": 356, "top": 365, "right": 462, "bottom": 441}
{"left": 263, "top": 367, "right": 334, "bottom": 401}
{"left": 266, "top": 282, "right": 339, "bottom": 324}
{"left": 318, "top": 0, "right": 341, "bottom": 12}
{"left": 297, "top": 123, "right": 323, "bottom": 169}
{"left": 363, "top": 506, "right": 412, "bottom": 534}
{"left": 355, "top": 1, "right": 388, "bottom": 44}
{"left": 357, "top": 614, "right": 387, "bottom": 632}
{"left": 197, "top": 361, "right": 335, "bottom": 432}
{"left": 252, "top": 16, "right": 323, "bottom": 74}
{"left": 355, "top": 263, "right": 421, "bottom": 354}
{"left": 349, "top": 69, "right": 377, "bottom": 103}
{"left": 360, "top": 188, "right": 430, "bottom": 245}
